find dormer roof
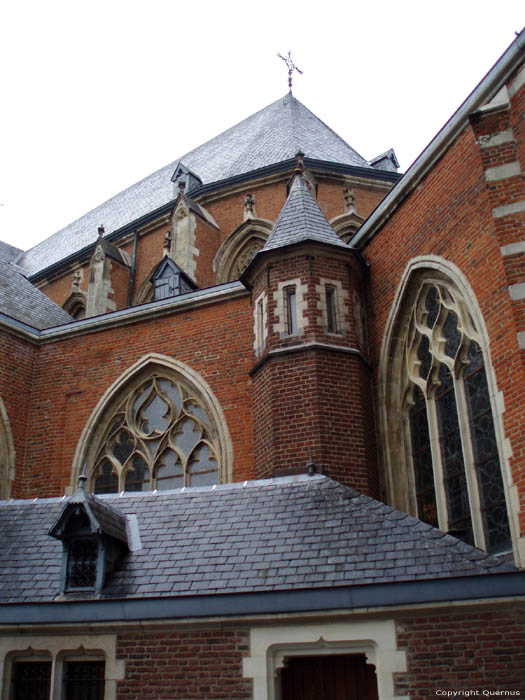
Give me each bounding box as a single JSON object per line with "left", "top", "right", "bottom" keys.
{"left": 49, "top": 486, "right": 128, "bottom": 545}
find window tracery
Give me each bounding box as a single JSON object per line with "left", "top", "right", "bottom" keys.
{"left": 91, "top": 374, "right": 220, "bottom": 494}
{"left": 401, "top": 279, "right": 511, "bottom": 553}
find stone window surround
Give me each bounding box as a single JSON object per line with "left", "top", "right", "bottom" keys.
{"left": 242, "top": 619, "right": 407, "bottom": 700}
{"left": 273, "top": 278, "right": 308, "bottom": 337}
{"left": 378, "top": 255, "right": 522, "bottom": 565}
{"left": 253, "top": 290, "right": 268, "bottom": 355}
{"left": 70, "top": 353, "right": 234, "bottom": 494}
{"left": 0, "top": 396, "right": 14, "bottom": 499}
{"left": 315, "top": 277, "right": 349, "bottom": 336}
{"left": 0, "top": 634, "right": 124, "bottom": 700}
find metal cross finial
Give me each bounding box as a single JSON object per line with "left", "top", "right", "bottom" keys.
{"left": 277, "top": 51, "right": 303, "bottom": 94}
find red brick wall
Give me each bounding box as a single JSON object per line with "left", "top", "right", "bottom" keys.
{"left": 395, "top": 607, "right": 525, "bottom": 697}
{"left": 17, "top": 294, "right": 255, "bottom": 497}
{"left": 116, "top": 627, "right": 252, "bottom": 699}
{"left": 248, "top": 246, "right": 378, "bottom": 494}
{"left": 364, "top": 107, "right": 525, "bottom": 532}
{"left": 194, "top": 219, "right": 221, "bottom": 289}
{"left": 0, "top": 330, "right": 36, "bottom": 497}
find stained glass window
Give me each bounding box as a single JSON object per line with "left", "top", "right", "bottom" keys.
{"left": 409, "top": 386, "right": 438, "bottom": 527}
{"left": 92, "top": 375, "right": 220, "bottom": 493}
{"left": 405, "top": 282, "right": 511, "bottom": 554}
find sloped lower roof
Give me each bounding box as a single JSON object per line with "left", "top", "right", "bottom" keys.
{"left": 0, "top": 475, "right": 513, "bottom": 604}
{"left": 18, "top": 95, "right": 371, "bottom": 277}
{"left": 0, "top": 260, "right": 73, "bottom": 330}
{"left": 262, "top": 174, "right": 348, "bottom": 251}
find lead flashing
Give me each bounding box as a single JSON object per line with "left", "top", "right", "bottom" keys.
{"left": 0, "top": 282, "right": 247, "bottom": 343}
{"left": 0, "top": 572, "right": 523, "bottom": 626}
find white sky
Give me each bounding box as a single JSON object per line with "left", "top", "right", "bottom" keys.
{"left": 0, "top": 0, "right": 523, "bottom": 251}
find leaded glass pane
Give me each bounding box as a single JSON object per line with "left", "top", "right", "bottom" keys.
{"left": 139, "top": 393, "right": 170, "bottom": 434}
{"left": 93, "top": 460, "right": 118, "bottom": 495}
{"left": 156, "top": 449, "right": 184, "bottom": 490}
{"left": 436, "top": 366, "right": 474, "bottom": 543}
{"left": 189, "top": 445, "right": 218, "bottom": 486}
{"left": 112, "top": 430, "right": 134, "bottom": 465}
{"left": 124, "top": 455, "right": 150, "bottom": 492}
{"left": 67, "top": 539, "right": 98, "bottom": 589}
{"left": 174, "top": 418, "right": 201, "bottom": 454}
{"left": 63, "top": 660, "right": 105, "bottom": 700}
{"left": 443, "top": 311, "right": 461, "bottom": 359}
{"left": 417, "top": 335, "right": 432, "bottom": 380}
{"left": 464, "top": 354, "right": 511, "bottom": 553}
{"left": 425, "top": 287, "right": 440, "bottom": 328}
{"left": 11, "top": 661, "right": 51, "bottom": 700}
{"left": 409, "top": 388, "right": 438, "bottom": 527}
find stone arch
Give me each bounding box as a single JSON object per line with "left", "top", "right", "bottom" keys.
{"left": 214, "top": 219, "right": 273, "bottom": 283}
{"left": 63, "top": 290, "right": 87, "bottom": 319}
{"left": 329, "top": 211, "right": 365, "bottom": 244}
{"left": 0, "top": 397, "right": 15, "bottom": 499}
{"left": 378, "top": 255, "right": 519, "bottom": 561}
{"left": 71, "top": 353, "right": 233, "bottom": 492}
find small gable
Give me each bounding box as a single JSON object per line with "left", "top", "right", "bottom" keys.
{"left": 151, "top": 256, "right": 198, "bottom": 301}
{"left": 49, "top": 484, "right": 128, "bottom": 594}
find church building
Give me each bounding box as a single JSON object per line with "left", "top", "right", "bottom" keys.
{"left": 0, "top": 32, "right": 524, "bottom": 700}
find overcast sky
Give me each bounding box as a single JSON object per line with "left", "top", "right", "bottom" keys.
{"left": 0, "top": 1, "right": 523, "bottom": 251}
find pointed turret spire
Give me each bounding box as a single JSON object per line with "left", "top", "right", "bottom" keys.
{"left": 263, "top": 172, "right": 347, "bottom": 252}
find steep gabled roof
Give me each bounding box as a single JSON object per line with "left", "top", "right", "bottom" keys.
{"left": 0, "top": 259, "right": 73, "bottom": 330}
{"left": 0, "top": 475, "right": 514, "bottom": 604}
{"left": 17, "top": 95, "right": 371, "bottom": 277}
{"left": 262, "top": 174, "right": 348, "bottom": 251}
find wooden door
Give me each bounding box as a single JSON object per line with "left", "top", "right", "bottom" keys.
{"left": 280, "top": 654, "right": 379, "bottom": 700}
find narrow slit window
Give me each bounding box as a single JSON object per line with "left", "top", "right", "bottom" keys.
{"left": 285, "top": 287, "right": 297, "bottom": 335}
{"left": 326, "top": 286, "right": 337, "bottom": 333}
{"left": 256, "top": 298, "right": 264, "bottom": 352}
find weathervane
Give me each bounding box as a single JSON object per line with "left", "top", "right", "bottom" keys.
{"left": 277, "top": 51, "right": 303, "bottom": 94}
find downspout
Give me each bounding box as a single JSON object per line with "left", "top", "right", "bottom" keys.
{"left": 126, "top": 230, "right": 139, "bottom": 307}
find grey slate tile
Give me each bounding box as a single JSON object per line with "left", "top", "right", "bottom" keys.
{"left": 18, "top": 95, "right": 372, "bottom": 278}
{"left": 0, "top": 475, "right": 515, "bottom": 604}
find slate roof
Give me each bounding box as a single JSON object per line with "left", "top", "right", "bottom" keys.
{"left": 0, "top": 475, "right": 513, "bottom": 604}
{"left": 17, "top": 95, "right": 371, "bottom": 277}
{"left": 0, "top": 241, "right": 22, "bottom": 264}
{"left": 262, "top": 174, "right": 348, "bottom": 251}
{"left": 0, "top": 259, "right": 74, "bottom": 330}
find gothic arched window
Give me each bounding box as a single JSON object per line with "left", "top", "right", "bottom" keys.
{"left": 75, "top": 356, "right": 231, "bottom": 495}
{"left": 381, "top": 269, "right": 513, "bottom": 556}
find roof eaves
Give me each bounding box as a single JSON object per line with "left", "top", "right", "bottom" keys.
{"left": 351, "top": 30, "right": 525, "bottom": 249}
{"left": 1, "top": 572, "right": 524, "bottom": 625}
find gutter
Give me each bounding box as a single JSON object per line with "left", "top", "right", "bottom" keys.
{"left": 350, "top": 30, "right": 525, "bottom": 250}
{"left": 0, "top": 282, "right": 247, "bottom": 343}
{"left": 1, "top": 572, "right": 523, "bottom": 626}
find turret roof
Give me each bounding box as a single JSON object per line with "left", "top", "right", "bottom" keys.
{"left": 18, "top": 95, "right": 371, "bottom": 277}
{"left": 262, "top": 174, "right": 348, "bottom": 251}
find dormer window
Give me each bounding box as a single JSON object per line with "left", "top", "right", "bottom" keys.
{"left": 67, "top": 535, "right": 98, "bottom": 590}
{"left": 49, "top": 484, "right": 128, "bottom": 594}
{"left": 152, "top": 257, "right": 198, "bottom": 302}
